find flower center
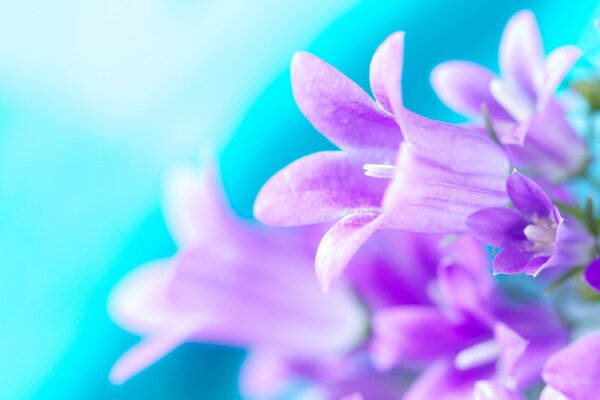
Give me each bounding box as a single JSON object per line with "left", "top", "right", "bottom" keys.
{"left": 523, "top": 214, "right": 557, "bottom": 255}
{"left": 363, "top": 164, "right": 396, "bottom": 179}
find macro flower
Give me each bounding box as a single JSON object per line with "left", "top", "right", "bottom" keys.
{"left": 255, "top": 32, "right": 508, "bottom": 291}
{"left": 370, "top": 232, "right": 567, "bottom": 399}
{"left": 432, "top": 10, "right": 586, "bottom": 181}
{"left": 542, "top": 333, "right": 600, "bottom": 400}
{"left": 467, "top": 170, "right": 594, "bottom": 276}
{"left": 108, "top": 166, "right": 370, "bottom": 397}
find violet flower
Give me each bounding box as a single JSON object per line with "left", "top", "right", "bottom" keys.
{"left": 432, "top": 10, "right": 586, "bottom": 181}
{"left": 371, "top": 237, "right": 567, "bottom": 399}
{"left": 108, "top": 166, "right": 369, "bottom": 397}
{"left": 467, "top": 170, "right": 594, "bottom": 276}
{"left": 542, "top": 333, "right": 600, "bottom": 400}
{"left": 254, "top": 32, "right": 508, "bottom": 291}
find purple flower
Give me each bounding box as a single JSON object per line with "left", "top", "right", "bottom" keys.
{"left": 432, "top": 10, "right": 586, "bottom": 181}
{"left": 371, "top": 237, "right": 568, "bottom": 399}
{"left": 473, "top": 381, "right": 524, "bottom": 400}
{"left": 107, "top": 166, "right": 368, "bottom": 397}
{"left": 254, "top": 32, "right": 508, "bottom": 291}
{"left": 583, "top": 258, "right": 600, "bottom": 293}
{"left": 542, "top": 333, "right": 600, "bottom": 400}
{"left": 467, "top": 170, "right": 594, "bottom": 276}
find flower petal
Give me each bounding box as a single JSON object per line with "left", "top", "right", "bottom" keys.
{"left": 381, "top": 110, "right": 509, "bottom": 233}
{"left": 537, "top": 45, "right": 582, "bottom": 110}
{"left": 584, "top": 258, "right": 600, "bottom": 293}
{"left": 492, "top": 249, "right": 539, "bottom": 275}
{"left": 494, "top": 323, "right": 529, "bottom": 376}
{"left": 291, "top": 52, "right": 401, "bottom": 150}
{"left": 371, "top": 306, "right": 474, "bottom": 370}
{"left": 431, "top": 61, "right": 510, "bottom": 120}
{"left": 506, "top": 170, "right": 553, "bottom": 217}
{"left": 499, "top": 10, "right": 544, "bottom": 97}
{"left": 542, "top": 333, "right": 600, "bottom": 400}
{"left": 315, "top": 211, "right": 383, "bottom": 292}
{"left": 467, "top": 207, "right": 528, "bottom": 248}
{"left": 254, "top": 151, "right": 388, "bottom": 226}
{"left": 370, "top": 31, "right": 404, "bottom": 115}
{"left": 539, "top": 386, "right": 571, "bottom": 400}
{"left": 404, "top": 360, "right": 494, "bottom": 400}
{"left": 474, "top": 381, "right": 525, "bottom": 400}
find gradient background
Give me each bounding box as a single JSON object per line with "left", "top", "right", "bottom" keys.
{"left": 1, "top": 1, "right": 599, "bottom": 398}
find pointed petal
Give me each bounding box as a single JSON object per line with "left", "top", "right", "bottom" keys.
{"left": 315, "top": 211, "right": 382, "bottom": 292}
{"left": 370, "top": 32, "right": 404, "bottom": 115}
{"left": 494, "top": 323, "right": 529, "bottom": 376}
{"left": 492, "top": 249, "right": 540, "bottom": 275}
{"left": 467, "top": 207, "right": 527, "bottom": 247}
{"left": 291, "top": 52, "right": 401, "bottom": 150}
{"left": 163, "top": 165, "right": 233, "bottom": 246}
{"left": 431, "top": 61, "right": 510, "bottom": 119}
{"left": 507, "top": 170, "right": 553, "bottom": 217}
{"left": 381, "top": 110, "right": 509, "bottom": 233}
{"left": 537, "top": 46, "right": 582, "bottom": 109}
{"left": 109, "top": 321, "right": 204, "bottom": 384}
{"left": 584, "top": 258, "right": 600, "bottom": 293}
{"left": 543, "top": 333, "right": 600, "bottom": 400}
{"left": 500, "top": 10, "right": 544, "bottom": 97}
{"left": 254, "top": 151, "right": 388, "bottom": 226}
{"left": 371, "top": 306, "right": 470, "bottom": 370}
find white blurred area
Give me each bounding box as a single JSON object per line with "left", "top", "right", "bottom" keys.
{"left": 0, "top": 1, "right": 356, "bottom": 397}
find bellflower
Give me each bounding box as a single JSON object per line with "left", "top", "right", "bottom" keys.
{"left": 108, "top": 166, "right": 368, "bottom": 397}
{"left": 432, "top": 10, "right": 586, "bottom": 181}
{"left": 371, "top": 237, "right": 567, "bottom": 399}
{"left": 467, "top": 170, "right": 594, "bottom": 276}
{"left": 542, "top": 333, "right": 600, "bottom": 400}
{"left": 254, "top": 32, "right": 508, "bottom": 291}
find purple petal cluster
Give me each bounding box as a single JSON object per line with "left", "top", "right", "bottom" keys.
{"left": 107, "top": 10, "right": 600, "bottom": 400}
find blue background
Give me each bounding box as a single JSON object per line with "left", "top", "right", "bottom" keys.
{"left": 1, "top": 1, "right": 598, "bottom": 398}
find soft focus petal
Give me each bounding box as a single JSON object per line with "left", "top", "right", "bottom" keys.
{"left": 239, "top": 351, "right": 294, "bottom": 399}
{"left": 381, "top": 109, "right": 508, "bottom": 233}
{"left": 431, "top": 61, "right": 510, "bottom": 119}
{"left": 170, "top": 246, "right": 367, "bottom": 356}
{"left": 494, "top": 323, "right": 529, "bottom": 376}
{"left": 506, "top": 170, "right": 553, "bottom": 217}
{"left": 371, "top": 306, "right": 476, "bottom": 370}
{"left": 163, "top": 165, "right": 233, "bottom": 246}
{"left": 404, "top": 360, "right": 494, "bottom": 400}
{"left": 369, "top": 31, "right": 404, "bottom": 115}
{"left": 539, "top": 386, "right": 572, "bottom": 400}
{"left": 537, "top": 45, "right": 582, "bottom": 109}
{"left": 291, "top": 52, "right": 401, "bottom": 150}
{"left": 254, "top": 151, "right": 387, "bottom": 226}
{"left": 315, "top": 211, "right": 383, "bottom": 292}
{"left": 548, "top": 217, "right": 595, "bottom": 272}
{"left": 437, "top": 263, "right": 493, "bottom": 322}
{"left": 467, "top": 207, "right": 527, "bottom": 248}
{"left": 499, "top": 10, "right": 544, "bottom": 97}
{"left": 474, "top": 381, "right": 525, "bottom": 400}
{"left": 109, "top": 320, "right": 205, "bottom": 385}
{"left": 584, "top": 258, "right": 600, "bottom": 293}
{"left": 543, "top": 333, "right": 600, "bottom": 400}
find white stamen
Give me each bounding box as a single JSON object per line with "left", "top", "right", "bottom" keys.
{"left": 523, "top": 214, "right": 557, "bottom": 255}
{"left": 454, "top": 339, "right": 501, "bottom": 370}
{"left": 363, "top": 164, "right": 396, "bottom": 179}
{"left": 490, "top": 79, "right": 535, "bottom": 122}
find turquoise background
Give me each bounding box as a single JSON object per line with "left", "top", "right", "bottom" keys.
{"left": 0, "top": 1, "right": 598, "bottom": 398}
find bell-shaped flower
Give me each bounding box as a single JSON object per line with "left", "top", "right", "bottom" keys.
{"left": 107, "top": 166, "right": 367, "bottom": 396}
{"left": 371, "top": 234, "right": 567, "bottom": 399}
{"left": 255, "top": 32, "right": 508, "bottom": 291}
{"left": 467, "top": 170, "right": 594, "bottom": 276}
{"left": 432, "top": 10, "right": 586, "bottom": 181}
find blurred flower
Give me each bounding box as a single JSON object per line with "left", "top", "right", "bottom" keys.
{"left": 468, "top": 170, "right": 594, "bottom": 276}
{"left": 432, "top": 10, "right": 586, "bottom": 181}
{"left": 255, "top": 32, "right": 508, "bottom": 291}
{"left": 371, "top": 235, "right": 566, "bottom": 399}
{"left": 542, "top": 333, "right": 600, "bottom": 400}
